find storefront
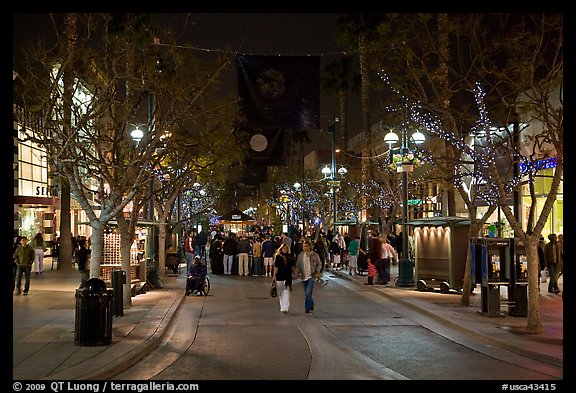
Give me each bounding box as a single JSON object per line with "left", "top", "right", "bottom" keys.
{"left": 217, "top": 208, "right": 256, "bottom": 236}
{"left": 475, "top": 160, "right": 563, "bottom": 239}
{"left": 14, "top": 115, "right": 58, "bottom": 248}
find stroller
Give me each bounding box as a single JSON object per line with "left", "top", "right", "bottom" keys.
{"left": 357, "top": 252, "right": 368, "bottom": 275}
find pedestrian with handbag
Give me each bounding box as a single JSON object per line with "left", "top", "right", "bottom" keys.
{"left": 273, "top": 244, "right": 295, "bottom": 313}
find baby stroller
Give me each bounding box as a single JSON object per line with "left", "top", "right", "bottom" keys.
{"left": 357, "top": 252, "right": 368, "bottom": 275}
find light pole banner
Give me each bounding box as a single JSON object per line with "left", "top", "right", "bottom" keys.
{"left": 236, "top": 55, "right": 320, "bottom": 130}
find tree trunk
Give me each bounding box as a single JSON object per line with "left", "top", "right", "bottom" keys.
{"left": 524, "top": 236, "right": 543, "bottom": 333}
{"left": 158, "top": 223, "right": 168, "bottom": 276}
{"left": 117, "top": 214, "right": 134, "bottom": 309}
{"left": 89, "top": 224, "right": 104, "bottom": 279}
{"left": 58, "top": 180, "right": 73, "bottom": 271}
{"left": 58, "top": 13, "right": 77, "bottom": 272}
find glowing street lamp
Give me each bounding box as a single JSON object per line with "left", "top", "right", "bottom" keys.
{"left": 131, "top": 126, "right": 144, "bottom": 144}
{"left": 385, "top": 126, "right": 425, "bottom": 287}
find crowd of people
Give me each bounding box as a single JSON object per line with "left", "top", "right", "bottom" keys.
{"left": 13, "top": 226, "right": 562, "bottom": 301}
{"left": 178, "top": 225, "right": 418, "bottom": 314}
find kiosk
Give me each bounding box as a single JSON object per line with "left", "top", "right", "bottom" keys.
{"left": 412, "top": 217, "right": 470, "bottom": 293}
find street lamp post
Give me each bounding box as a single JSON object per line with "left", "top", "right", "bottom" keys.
{"left": 293, "top": 182, "right": 302, "bottom": 233}
{"left": 325, "top": 114, "right": 345, "bottom": 231}
{"left": 384, "top": 125, "right": 425, "bottom": 287}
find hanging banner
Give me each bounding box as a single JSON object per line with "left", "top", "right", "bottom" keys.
{"left": 236, "top": 55, "right": 320, "bottom": 130}
{"left": 244, "top": 128, "right": 286, "bottom": 167}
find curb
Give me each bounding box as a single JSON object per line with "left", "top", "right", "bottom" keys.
{"left": 330, "top": 269, "right": 563, "bottom": 368}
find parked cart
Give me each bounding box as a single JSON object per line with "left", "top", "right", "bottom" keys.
{"left": 410, "top": 217, "right": 470, "bottom": 293}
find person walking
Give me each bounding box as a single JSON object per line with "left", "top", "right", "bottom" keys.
{"left": 295, "top": 239, "right": 322, "bottom": 314}
{"left": 537, "top": 236, "right": 546, "bottom": 289}
{"left": 557, "top": 234, "right": 563, "bottom": 278}
{"left": 261, "top": 235, "right": 276, "bottom": 277}
{"left": 314, "top": 236, "right": 329, "bottom": 272}
{"left": 381, "top": 237, "right": 398, "bottom": 285}
{"left": 330, "top": 234, "right": 345, "bottom": 270}
{"left": 76, "top": 238, "right": 90, "bottom": 288}
{"left": 544, "top": 233, "right": 561, "bottom": 294}
{"left": 365, "top": 256, "right": 379, "bottom": 285}
{"left": 31, "top": 232, "right": 47, "bottom": 274}
{"left": 273, "top": 244, "right": 294, "bottom": 313}
{"left": 13, "top": 236, "right": 23, "bottom": 292}
{"left": 14, "top": 236, "right": 35, "bottom": 295}
{"left": 347, "top": 235, "right": 365, "bottom": 276}
{"left": 184, "top": 232, "right": 195, "bottom": 276}
{"left": 368, "top": 231, "right": 386, "bottom": 285}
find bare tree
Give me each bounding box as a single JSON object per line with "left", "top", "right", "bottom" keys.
{"left": 14, "top": 14, "right": 245, "bottom": 295}
{"left": 372, "top": 13, "right": 562, "bottom": 331}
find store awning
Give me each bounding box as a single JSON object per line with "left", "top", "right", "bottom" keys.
{"left": 405, "top": 216, "right": 471, "bottom": 227}
{"left": 217, "top": 208, "right": 255, "bottom": 224}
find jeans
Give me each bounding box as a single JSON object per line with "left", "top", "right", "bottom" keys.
{"left": 382, "top": 258, "right": 391, "bottom": 284}
{"left": 303, "top": 278, "right": 315, "bottom": 312}
{"left": 375, "top": 259, "right": 386, "bottom": 284}
{"left": 547, "top": 263, "right": 560, "bottom": 292}
{"left": 223, "top": 254, "right": 234, "bottom": 275}
{"left": 252, "top": 257, "right": 262, "bottom": 276}
{"left": 185, "top": 252, "right": 194, "bottom": 275}
{"left": 15, "top": 265, "right": 32, "bottom": 293}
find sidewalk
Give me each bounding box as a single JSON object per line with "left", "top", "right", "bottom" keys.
{"left": 12, "top": 264, "right": 563, "bottom": 380}
{"left": 329, "top": 264, "right": 563, "bottom": 368}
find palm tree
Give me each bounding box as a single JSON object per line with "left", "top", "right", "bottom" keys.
{"left": 321, "top": 56, "right": 361, "bottom": 150}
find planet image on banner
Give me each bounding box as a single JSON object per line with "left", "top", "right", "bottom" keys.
{"left": 250, "top": 134, "right": 268, "bottom": 152}
{"left": 256, "top": 68, "right": 285, "bottom": 99}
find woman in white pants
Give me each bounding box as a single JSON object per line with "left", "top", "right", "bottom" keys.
{"left": 31, "top": 232, "right": 46, "bottom": 274}
{"left": 273, "top": 244, "right": 295, "bottom": 313}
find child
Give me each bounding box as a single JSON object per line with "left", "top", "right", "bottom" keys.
{"left": 365, "top": 258, "right": 378, "bottom": 285}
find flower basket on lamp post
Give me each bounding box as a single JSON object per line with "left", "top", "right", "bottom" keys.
{"left": 390, "top": 152, "right": 421, "bottom": 172}
{"left": 397, "top": 162, "right": 414, "bottom": 173}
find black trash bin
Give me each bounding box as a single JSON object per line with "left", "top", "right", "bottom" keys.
{"left": 75, "top": 278, "right": 113, "bottom": 346}
{"left": 111, "top": 270, "right": 125, "bottom": 317}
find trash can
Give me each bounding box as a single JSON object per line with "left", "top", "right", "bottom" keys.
{"left": 481, "top": 284, "right": 502, "bottom": 317}
{"left": 74, "top": 278, "right": 113, "bottom": 346}
{"left": 508, "top": 283, "right": 528, "bottom": 317}
{"left": 111, "top": 270, "right": 125, "bottom": 317}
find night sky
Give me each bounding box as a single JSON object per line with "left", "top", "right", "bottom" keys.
{"left": 13, "top": 13, "right": 354, "bottom": 148}
{"left": 12, "top": 13, "right": 357, "bottom": 200}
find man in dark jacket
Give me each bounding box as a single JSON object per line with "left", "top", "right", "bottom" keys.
{"left": 14, "top": 236, "right": 35, "bottom": 295}
{"left": 544, "top": 234, "right": 561, "bottom": 294}
{"left": 222, "top": 234, "right": 237, "bottom": 275}
{"left": 76, "top": 239, "right": 91, "bottom": 288}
